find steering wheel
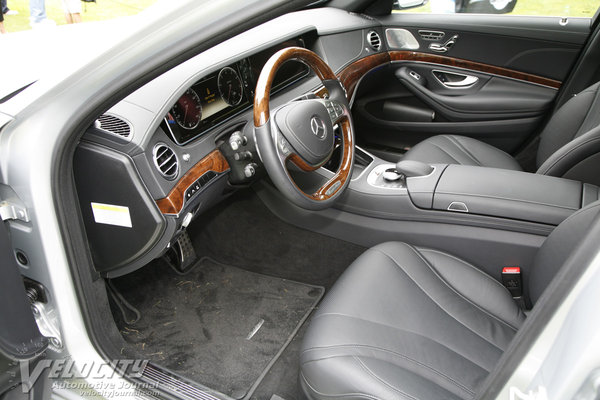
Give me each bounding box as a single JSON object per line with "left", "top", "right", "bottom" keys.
{"left": 253, "top": 47, "right": 355, "bottom": 211}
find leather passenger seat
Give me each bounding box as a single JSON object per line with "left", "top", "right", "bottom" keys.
{"left": 402, "top": 82, "right": 600, "bottom": 186}
{"left": 299, "top": 202, "right": 600, "bottom": 400}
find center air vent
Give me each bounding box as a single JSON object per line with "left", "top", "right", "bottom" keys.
{"left": 367, "top": 31, "right": 382, "bottom": 51}
{"left": 95, "top": 114, "right": 131, "bottom": 138}
{"left": 153, "top": 143, "right": 178, "bottom": 180}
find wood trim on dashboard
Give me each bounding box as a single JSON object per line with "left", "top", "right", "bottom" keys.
{"left": 155, "top": 150, "right": 229, "bottom": 215}
{"left": 388, "top": 51, "right": 562, "bottom": 89}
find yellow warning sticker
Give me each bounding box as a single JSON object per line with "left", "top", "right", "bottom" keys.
{"left": 91, "top": 202, "right": 132, "bottom": 228}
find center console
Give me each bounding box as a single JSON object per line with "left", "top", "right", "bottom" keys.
{"left": 341, "top": 151, "right": 598, "bottom": 228}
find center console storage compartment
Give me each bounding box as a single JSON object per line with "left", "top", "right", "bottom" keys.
{"left": 407, "top": 164, "right": 593, "bottom": 225}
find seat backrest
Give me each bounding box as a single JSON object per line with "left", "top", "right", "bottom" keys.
{"left": 536, "top": 82, "right": 600, "bottom": 185}
{"left": 529, "top": 201, "right": 600, "bottom": 304}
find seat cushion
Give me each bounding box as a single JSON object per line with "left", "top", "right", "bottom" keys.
{"left": 402, "top": 135, "right": 522, "bottom": 171}
{"left": 300, "top": 242, "right": 526, "bottom": 400}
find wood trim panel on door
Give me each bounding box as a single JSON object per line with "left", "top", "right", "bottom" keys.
{"left": 321, "top": 50, "right": 562, "bottom": 100}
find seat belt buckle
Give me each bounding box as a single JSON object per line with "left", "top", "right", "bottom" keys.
{"left": 502, "top": 267, "right": 522, "bottom": 298}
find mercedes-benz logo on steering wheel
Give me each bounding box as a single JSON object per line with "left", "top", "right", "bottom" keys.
{"left": 310, "top": 116, "right": 326, "bottom": 140}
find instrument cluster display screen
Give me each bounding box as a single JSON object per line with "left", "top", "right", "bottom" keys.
{"left": 164, "top": 36, "right": 311, "bottom": 145}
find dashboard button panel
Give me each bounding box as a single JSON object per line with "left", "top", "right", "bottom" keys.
{"left": 184, "top": 171, "right": 217, "bottom": 202}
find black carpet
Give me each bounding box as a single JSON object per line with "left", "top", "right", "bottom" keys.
{"left": 188, "top": 189, "right": 366, "bottom": 290}
{"left": 110, "top": 257, "right": 324, "bottom": 399}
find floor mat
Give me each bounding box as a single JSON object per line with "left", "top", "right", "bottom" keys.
{"left": 110, "top": 257, "right": 324, "bottom": 399}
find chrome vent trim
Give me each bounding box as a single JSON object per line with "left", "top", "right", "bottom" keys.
{"left": 153, "top": 143, "right": 178, "bottom": 180}
{"left": 95, "top": 114, "right": 132, "bottom": 138}
{"left": 418, "top": 30, "right": 445, "bottom": 41}
{"left": 367, "top": 31, "right": 382, "bottom": 51}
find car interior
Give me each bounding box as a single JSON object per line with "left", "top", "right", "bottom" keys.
{"left": 64, "top": 0, "right": 600, "bottom": 399}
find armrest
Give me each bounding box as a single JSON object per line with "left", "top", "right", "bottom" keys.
{"left": 408, "top": 165, "right": 587, "bottom": 225}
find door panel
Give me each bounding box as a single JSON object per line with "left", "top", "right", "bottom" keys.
{"left": 352, "top": 13, "right": 591, "bottom": 154}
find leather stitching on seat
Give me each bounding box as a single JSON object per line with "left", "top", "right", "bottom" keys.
{"left": 574, "top": 88, "right": 600, "bottom": 138}
{"left": 426, "top": 141, "right": 462, "bottom": 164}
{"left": 300, "top": 370, "right": 383, "bottom": 400}
{"left": 353, "top": 356, "right": 421, "bottom": 400}
{"left": 402, "top": 245, "right": 520, "bottom": 332}
{"left": 376, "top": 247, "right": 518, "bottom": 334}
{"left": 538, "top": 136, "right": 600, "bottom": 175}
{"left": 308, "top": 312, "right": 491, "bottom": 376}
{"left": 302, "top": 342, "right": 477, "bottom": 395}
{"left": 445, "top": 136, "right": 482, "bottom": 166}
{"left": 417, "top": 248, "right": 513, "bottom": 294}
{"left": 417, "top": 248, "right": 524, "bottom": 329}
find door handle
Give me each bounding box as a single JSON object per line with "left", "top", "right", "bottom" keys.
{"left": 444, "top": 76, "right": 479, "bottom": 88}
{"left": 429, "top": 35, "right": 458, "bottom": 53}
{"left": 432, "top": 70, "right": 479, "bottom": 89}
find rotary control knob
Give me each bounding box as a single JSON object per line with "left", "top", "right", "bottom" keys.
{"left": 244, "top": 163, "right": 257, "bottom": 178}
{"left": 229, "top": 131, "right": 246, "bottom": 151}
{"left": 234, "top": 151, "right": 253, "bottom": 161}
{"left": 382, "top": 168, "right": 402, "bottom": 182}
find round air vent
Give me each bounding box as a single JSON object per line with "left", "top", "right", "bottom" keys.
{"left": 367, "top": 31, "right": 382, "bottom": 51}
{"left": 153, "top": 143, "right": 179, "bottom": 180}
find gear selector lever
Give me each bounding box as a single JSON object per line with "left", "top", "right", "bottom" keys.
{"left": 395, "top": 160, "right": 434, "bottom": 177}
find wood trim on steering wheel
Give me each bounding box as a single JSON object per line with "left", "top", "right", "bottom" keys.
{"left": 310, "top": 118, "right": 353, "bottom": 201}
{"left": 254, "top": 47, "right": 336, "bottom": 127}
{"left": 253, "top": 46, "right": 354, "bottom": 207}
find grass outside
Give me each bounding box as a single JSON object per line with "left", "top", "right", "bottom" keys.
{"left": 2, "top": 0, "right": 158, "bottom": 33}
{"left": 395, "top": 0, "right": 600, "bottom": 17}
{"left": 2, "top": 0, "right": 599, "bottom": 33}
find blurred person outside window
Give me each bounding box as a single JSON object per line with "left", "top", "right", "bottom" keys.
{"left": 2, "top": 0, "right": 17, "bottom": 15}
{"left": 62, "top": 0, "right": 82, "bottom": 23}
{"left": 30, "top": 0, "right": 55, "bottom": 28}
{"left": 0, "top": 9, "right": 5, "bottom": 33}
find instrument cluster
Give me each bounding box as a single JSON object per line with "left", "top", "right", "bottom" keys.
{"left": 163, "top": 36, "right": 311, "bottom": 145}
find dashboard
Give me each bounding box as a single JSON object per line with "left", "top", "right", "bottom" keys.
{"left": 162, "top": 36, "right": 311, "bottom": 145}
{"left": 75, "top": 8, "right": 382, "bottom": 277}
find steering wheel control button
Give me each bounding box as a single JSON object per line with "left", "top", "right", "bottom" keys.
{"left": 278, "top": 135, "right": 291, "bottom": 156}
{"left": 275, "top": 100, "right": 334, "bottom": 166}
{"left": 323, "top": 99, "right": 344, "bottom": 123}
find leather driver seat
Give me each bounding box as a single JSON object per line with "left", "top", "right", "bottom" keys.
{"left": 300, "top": 202, "right": 600, "bottom": 400}
{"left": 402, "top": 82, "right": 600, "bottom": 186}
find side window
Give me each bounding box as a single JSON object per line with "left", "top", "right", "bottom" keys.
{"left": 393, "top": 0, "right": 600, "bottom": 17}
